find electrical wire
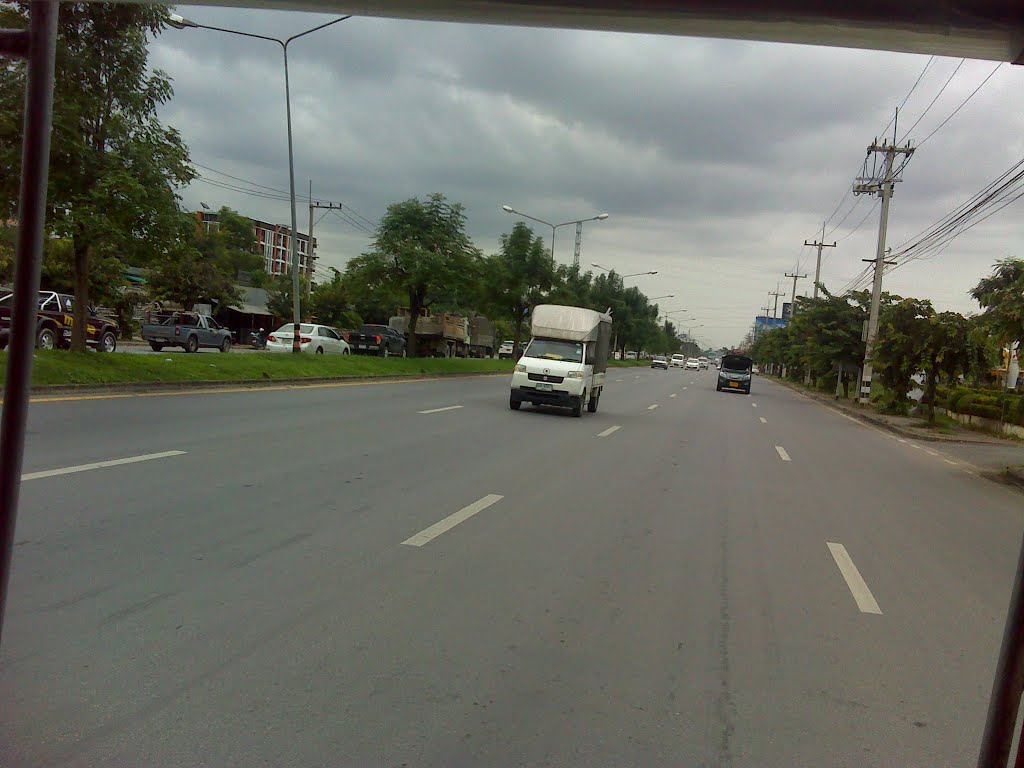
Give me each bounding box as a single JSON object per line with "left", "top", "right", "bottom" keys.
{"left": 878, "top": 56, "right": 935, "bottom": 139}
{"left": 916, "top": 62, "right": 1003, "bottom": 148}
{"left": 897, "top": 59, "right": 966, "bottom": 143}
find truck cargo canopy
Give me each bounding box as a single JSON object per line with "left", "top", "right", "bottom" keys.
{"left": 531, "top": 305, "right": 612, "bottom": 343}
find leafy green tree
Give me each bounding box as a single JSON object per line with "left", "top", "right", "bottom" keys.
{"left": 266, "top": 273, "right": 310, "bottom": 323}
{"left": 0, "top": 3, "right": 195, "bottom": 350}
{"left": 971, "top": 258, "right": 1024, "bottom": 386}
{"left": 920, "top": 311, "right": 978, "bottom": 423}
{"left": 356, "top": 194, "right": 477, "bottom": 357}
{"left": 147, "top": 234, "right": 241, "bottom": 313}
{"left": 874, "top": 298, "right": 933, "bottom": 412}
{"left": 310, "top": 268, "right": 361, "bottom": 328}
{"left": 204, "top": 207, "right": 266, "bottom": 285}
{"left": 479, "top": 223, "right": 554, "bottom": 357}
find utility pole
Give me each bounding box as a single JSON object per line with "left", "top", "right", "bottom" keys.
{"left": 805, "top": 223, "right": 836, "bottom": 299}
{"left": 769, "top": 286, "right": 784, "bottom": 319}
{"left": 853, "top": 139, "right": 914, "bottom": 403}
{"left": 784, "top": 271, "right": 807, "bottom": 317}
{"left": 307, "top": 180, "right": 345, "bottom": 299}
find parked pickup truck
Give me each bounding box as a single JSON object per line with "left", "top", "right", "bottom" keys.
{"left": 0, "top": 290, "right": 119, "bottom": 351}
{"left": 141, "top": 312, "right": 232, "bottom": 353}
{"left": 344, "top": 324, "right": 406, "bottom": 356}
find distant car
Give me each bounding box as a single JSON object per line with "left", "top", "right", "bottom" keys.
{"left": 685, "top": 358, "right": 701, "bottom": 370}
{"left": 625, "top": 351, "right": 638, "bottom": 360}
{"left": 670, "top": 354, "right": 686, "bottom": 368}
{"left": 752, "top": 364, "right": 760, "bottom": 375}
{"left": 651, "top": 355, "right": 668, "bottom": 370}
{"left": 498, "top": 340, "right": 515, "bottom": 359}
{"left": 265, "top": 324, "right": 351, "bottom": 355}
{"left": 698, "top": 357, "right": 709, "bottom": 370}
{"left": 718, "top": 353, "right": 753, "bottom": 394}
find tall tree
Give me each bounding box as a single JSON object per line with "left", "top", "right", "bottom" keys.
{"left": 0, "top": 3, "right": 194, "bottom": 350}
{"left": 357, "top": 194, "right": 477, "bottom": 357}
{"left": 147, "top": 223, "right": 242, "bottom": 312}
{"left": 480, "top": 223, "right": 554, "bottom": 358}
{"left": 874, "top": 297, "right": 933, "bottom": 411}
{"left": 971, "top": 258, "right": 1024, "bottom": 386}
{"left": 920, "top": 311, "right": 977, "bottom": 423}
{"left": 266, "top": 273, "right": 310, "bottom": 324}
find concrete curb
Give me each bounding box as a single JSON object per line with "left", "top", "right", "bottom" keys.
{"left": 17, "top": 370, "right": 510, "bottom": 397}
{"left": 772, "top": 377, "right": 999, "bottom": 445}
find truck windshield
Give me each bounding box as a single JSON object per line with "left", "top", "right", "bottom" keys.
{"left": 524, "top": 339, "right": 584, "bottom": 363}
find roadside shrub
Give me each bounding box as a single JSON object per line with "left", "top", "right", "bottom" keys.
{"left": 947, "top": 387, "right": 971, "bottom": 411}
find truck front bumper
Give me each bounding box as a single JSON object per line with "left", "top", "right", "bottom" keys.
{"left": 511, "top": 386, "right": 581, "bottom": 408}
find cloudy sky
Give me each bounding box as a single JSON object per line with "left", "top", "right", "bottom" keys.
{"left": 151, "top": 8, "right": 1024, "bottom": 349}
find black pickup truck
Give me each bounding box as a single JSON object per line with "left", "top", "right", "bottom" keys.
{"left": 0, "top": 290, "right": 119, "bottom": 351}
{"left": 344, "top": 324, "right": 406, "bottom": 356}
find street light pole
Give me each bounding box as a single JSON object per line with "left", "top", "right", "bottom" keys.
{"left": 501, "top": 205, "right": 608, "bottom": 267}
{"left": 169, "top": 13, "right": 352, "bottom": 352}
{"left": 591, "top": 263, "right": 658, "bottom": 279}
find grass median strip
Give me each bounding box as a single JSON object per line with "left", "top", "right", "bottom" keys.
{"left": 3, "top": 350, "right": 515, "bottom": 388}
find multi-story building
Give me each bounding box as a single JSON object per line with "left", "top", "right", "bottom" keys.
{"left": 196, "top": 210, "right": 317, "bottom": 282}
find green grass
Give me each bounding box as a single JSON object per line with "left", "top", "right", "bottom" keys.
{"left": 4, "top": 350, "right": 516, "bottom": 387}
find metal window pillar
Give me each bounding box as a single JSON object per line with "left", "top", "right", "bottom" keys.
{"left": 0, "top": 0, "right": 59, "bottom": 643}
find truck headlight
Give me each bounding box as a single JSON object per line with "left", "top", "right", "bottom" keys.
{"left": 564, "top": 371, "right": 585, "bottom": 379}
{"left": 514, "top": 364, "right": 527, "bottom": 373}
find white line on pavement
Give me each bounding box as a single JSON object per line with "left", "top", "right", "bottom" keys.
{"left": 22, "top": 450, "right": 187, "bottom": 481}
{"left": 775, "top": 446, "right": 791, "bottom": 462}
{"left": 910, "top": 444, "right": 923, "bottom": 450}
{"left": 401, "top": 494, "right": 504, "bottom": 547}
{"left": 670, "top": 393, "right": 677, "bottom": 398}
{"left": 615, "top": 379, "right": 623, "bottom": 382}
{"left": 944, "top": 459, "right": 958, "bottom": 466}
{"left": 682, "top": 386, "right": 688, "bottom": 390}
{"left": 897, "top": 438, "right": 907, "bottom": 443}
{"left": 759, "top": 417, "right": 767, "bottom": 424}
{"left": 752, "top": 403, "right": 758, "bottom": 408}
{"left": 826, "top": 542, "right": 882, "bottom": 614}
{"left": 418, "top": 405, "right": 464, "bottom": 414}
{"left": 598, "top": 425, "right": 621, "bottom": 437}
{"left": 648, "top": 404, "right": 659, "bottom": 410}
{"left": 925, "top": 449, "right": 939, "bottom": 456}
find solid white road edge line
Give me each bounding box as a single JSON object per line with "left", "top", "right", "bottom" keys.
{"left": 775, "top": 446, "right": 791, "bottom": 462}
{"left": 402, "top": 494, "right": 504, "bottom": 547}
{"left": 826, "top": 542, "right": 883, "bottom": 614}
{"left": 648, "top": 404, "right": 659, "bottom": 410}
{"left": 759, "top": 417, "right": 767, "bottom": 424}
{"left": 598, "top": 425, "right": 621, "bottom": 437}
{"left": 418, "top": 405, "right": 464, "bottom": 414}
{"left": 944, "top": 459, "right": 958, "bottom": 465}
{"left": 22, "top": 450, "right": 187, "bottom": 481}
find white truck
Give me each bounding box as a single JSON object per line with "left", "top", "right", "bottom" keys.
{"left": 509, "top": 304, "right": 612, "bottom": 417}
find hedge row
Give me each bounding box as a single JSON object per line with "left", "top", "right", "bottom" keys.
{"left": 933, "top": 385, "right": 1024, "bottom": 426}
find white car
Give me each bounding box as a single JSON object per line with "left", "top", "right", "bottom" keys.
{"left": 670, "top": 354, "right": 686, "bottom": 368}
{"left": 265, "top": 324, "right": 351, "bottom": 355}
{"left": 685, "top": 358, "right": 701, "bottom": 370}
{"left": 498, "top": 340, "right": 515, "bottom": 359}
{"left": 625, "top": 351, "right": 638, "bottom": 360}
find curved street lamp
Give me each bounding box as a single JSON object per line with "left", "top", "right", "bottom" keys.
{"left": 169, "top": 12, "right": 352, "bottom": 351}
{"left": 502, "top": 205, "right": 608, "bottom": 266}
{"left": 591, "top": 262, "right": 657, "bottom": 278}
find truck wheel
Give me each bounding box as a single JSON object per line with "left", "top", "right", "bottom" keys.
{"left": 587, "top": 390, "right": 600, "bottom": 413}
{"left": 185, "top": 335, "right": 199, "bottom": 353}
{"left": 572, "top": 392, "right": 584, "bottom": 418}
{"left": 220, "top": 338, "right": 231, "bottom": 353}
{"left": 509, "top": 395, "right": 521, "bottom": 411}
{"left": 150, "top": 342, "right": 164, "bottom": 352}
{"left": 342, "top": 348, "right": 350, "bottom": 355}
{"left": 36, "top": 326, "right": 56, "bottom": 350}
{"left": 98, "top": 331, "right": 117, "bottom": 353}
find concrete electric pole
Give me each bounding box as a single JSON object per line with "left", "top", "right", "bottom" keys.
{"left": 785, "top": 271, "right": 807, "bottom": 317}
{"left": 804, "top": 224, "right": 836, "bottom": 299}
{"left": 307, "top": 180, "right": 345, "bottom": 298}
{"left": 853, "top": 139, "right": 914, "bottom": 403}
{"left": 769, "top": 286, "right": 784, "bottom": 319}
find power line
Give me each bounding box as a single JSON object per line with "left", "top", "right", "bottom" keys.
{"left": 878, "top": 56, "right": 935, "bottom": 139}
{"left": 916, "top": 62, "right": 1003, "bottom": 148}
{"left": 897, "top": 59, "right": 966, "bottom": 143}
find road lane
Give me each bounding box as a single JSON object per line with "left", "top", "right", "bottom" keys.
{"left": 1, "top": 366, "right": 1021, "bottom": 766}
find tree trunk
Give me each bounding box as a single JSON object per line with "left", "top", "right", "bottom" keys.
{"left": 407, "top": 290, "right": 420, "bottom": 358}
{"left": 71, "top": 238, "right": 90, "bottom": 352}
{"left": 926, "top": 361, "right": 938, "bottom": 424}
{"left": 512, "top": 308, "right": 523, "bottom": 361}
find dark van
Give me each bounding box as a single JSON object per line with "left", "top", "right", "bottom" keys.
{"left": 717, "top": 354, "right": 753, "bottom": 394}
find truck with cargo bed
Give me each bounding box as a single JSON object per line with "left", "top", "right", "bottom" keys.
{"left": 509, "top": 304, "right": 612, "bottom": 417}
{"left": 141, "top": 312, "right": 232, "bottom": 353}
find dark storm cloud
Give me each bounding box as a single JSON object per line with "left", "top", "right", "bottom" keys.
{"left": 151, "top": 9, "right": 1024, "bottom": 346}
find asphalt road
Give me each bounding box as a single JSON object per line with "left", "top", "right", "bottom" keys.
{"left": 2, "top": 368, "right": 1022, "bottom": 766}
